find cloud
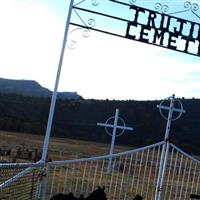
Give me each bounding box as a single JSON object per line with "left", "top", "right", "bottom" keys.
{"left": 0, "top": 0, "right": 199, "bottom": 100}
{"left": 0, "top": 0, "right": 66, "bottom": 88}
{"left": 60, "top": 29, "right": 200, "bottom": 100}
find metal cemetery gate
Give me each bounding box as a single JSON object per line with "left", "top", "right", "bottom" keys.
{"left": 45, "top": 142, "right": 164, "bottom": 200}
{"left": 45, "top": 142, "right": 200, "bottom": 200}
{"left": 1, "top": 141, "right": 200, "bottom": 200}
{"left": 0, "top": 96, "right": 199, "bottom": 200}
{"left": 1, "top": 0, "right": 200, "bottom": 199}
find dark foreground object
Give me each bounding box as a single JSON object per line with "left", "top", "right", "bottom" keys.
{"left": 190, "top": 194, "right": 200, "bottom": 199}
{"left": 133, "top": 194, "right": 143, "bottom": 200}
{"left": 50, "top": 186, "right": 107, "bottom": 200}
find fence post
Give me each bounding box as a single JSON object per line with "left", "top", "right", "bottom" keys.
{"left": 41, "top": 0, "right": 74, "bottom": 163}
{"left": 40, "top": 0, "right": 74, "bottom": 198}
{"left": 155, "top": 141, "right": 170, "bottom": 200}
{"left": 155, "top": 95, "right": 178, "bottom": 200}
{"left": 41, "top": 164, "right": 49, "bottom": 200}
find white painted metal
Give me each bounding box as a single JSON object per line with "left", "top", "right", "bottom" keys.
{"left": 50, "top": 165, "right": 57, "bottom": 197}
{"left": 99, "top": 159, "right": 105, "bottom": 186}
{"left": 46, "top": 141, "right": 164, "bottom": 199}
{"left": 174, "top": 154, "right": 184, "bottom": 199}
{"left": 136, "top": 151, "right": 144, "bottom": 194}
{"left": 2, "top": 140, "right": 200, "bottom": 199}
{"left": 195, "top": 166, "right": 200, "bottom": 195}
{"left": 109, "top": 108, "right": 119, "bottom": 173}
{"left": 131, "top": 151, "right": 138, "bottom": 191}
{"left": 157, "top": 97, "right": 185, "bottom": 121}
{"left": 141, "top": 148, "right": 150, "bottom": 194}
{"left": 108, "top": 157, "right": 116, "bottom": 199}
{"left": 171, "top": 143, "right": 200, "bottom": 163}
{"left": 168, "top": 150, "right": 179, "bottom": 199}
{"left": 97, "top": 122, "right": 133, "bottom": 133}
{"left": 63, "top": 165, "right": 69, "bottom": 193}
{"left": 3, "top": 95, "right": 200, "bottom": 200}
{"left": 146, "top": 146, "right": 155, "bottom": 199}
{"left": 155, "top": 95, "right": 186, "bottom": 200}
{"left": 41, "top": 0, "right": 74, "bottom": 163}
{"left": 41, "top": 2, "right": 74, "bottom": 197}
{"left": 92, "top": 160, "right": 99, "bottom": 191}
{"left": 123, "top": 153, "right": 133, "bottom": 200}
{"left": 179, "top": 157, "right": 189, "bottom": 200}
{"left": 190, "top": 162, "right": 197, "bottom": 196}
{"left": 49, "top": 142, "right": 163, "bottom": 167}
{"left": 184, "top": 160, "right": 193, "bottom": 199}
{"left": 159, "top": 143, "right": 200, "bottom": 200}
{"left": 163, "top": 147, "right": 174, "bottom": 199}
{"left": 119, "top": 154, "right": 128, "bottom": 199}
{"left": 0, "top": 162, "right": 42, "bottom": 190}
{"left": 151, "top": 145, "right": 162, "bottom": 200}
{"left": 97, "top": 108, "right": 133, "bottom": 173}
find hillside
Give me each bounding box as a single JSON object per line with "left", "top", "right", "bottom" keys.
{"left": 0, "top": 78, "right": 82, "bottom": 100}
{"left": 0, "top": 93, "right": 200, "bottom": 154}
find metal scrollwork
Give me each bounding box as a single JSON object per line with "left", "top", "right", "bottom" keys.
{"left": 82, "top": 29, "right": 90, "bottom": 38}
{"left": 129, "top": 0, "right": 137, "bottom": 5}
{"left": 67, "top": 40, "right": 77, "bottom": 49}
{"left": 183, "top": 1, "right": 200, "bottom": 16}
{"left": 155, "top": 3, "right": 169, "bottom": 14}
{"left": 92, "top": 0, "right": 100, "bottom": 6}
{"left": 68, "top": 18, "right": 96, "bottom": 49}
{"left": 74, "top": 0, "right": 99, "bottom": 7}
{"left": 87, "top": 18, "right": 96, "bottom": 28}
{"left": 82, "top": 18, "right": 95, "bottom": 37}
{"left": 184, "top": 1, "right": 191, "bottom": 9}
{"left": 184, "top": 1, "right": 199, "bottom": 12}
{"left": 184, "top": 1, "right": 200, "bottom": 18}
{"left": 191, "top": 3, "right": 199, "bottom": 12}
{"left": 68, "top": 1, "right": 99, "bottom": 49}
{"left": 154, "top": 1, "right": 200, "bottom": 19}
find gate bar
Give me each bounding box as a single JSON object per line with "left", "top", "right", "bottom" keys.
{"left": 41, "top": 0, "right": 74, "bottom": 163}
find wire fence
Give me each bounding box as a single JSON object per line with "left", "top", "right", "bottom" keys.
{"left": 0, "top": 163, "right": 44, "bottom": 200}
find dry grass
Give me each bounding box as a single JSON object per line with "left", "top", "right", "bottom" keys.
{"left": 0, "top": 131, "right": 133, "bottom": 162}
{"left": 1, "top": 131, "right": 200, "bottom": 199}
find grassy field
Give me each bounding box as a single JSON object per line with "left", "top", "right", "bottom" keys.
{"left": 1, "top": 131, "right": 200, "bottom": 199}
{"left": 0, "top": 130, "right": 133, "bottom": 162}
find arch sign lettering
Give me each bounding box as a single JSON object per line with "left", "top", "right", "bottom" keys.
{"left": 70, "top": 0, "right": 200, "bottom": 57}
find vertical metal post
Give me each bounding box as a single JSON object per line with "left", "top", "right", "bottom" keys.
{"left": 42, "top": 166, "right": 49, "bottom": 200}
{"left": 155, "top": 94, "right": 175, "bottom": 200}
{"left": 35, "top": 176, "right": 42, "bottom": 200}
{"left": 40, "top": 1, "right": 74, "bottom": 199}
{"left": 41, "top": 0, "right": 74, "bottom": 163}
{"left": 107, "top": 108, "right": 119, "bottom": 173}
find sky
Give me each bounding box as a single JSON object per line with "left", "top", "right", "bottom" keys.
{"left": 0, "top": 0, "right": 200, "bottom": 100}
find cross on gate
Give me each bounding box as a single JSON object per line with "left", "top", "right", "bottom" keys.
{"left": 97, "top": 108, "right": 133, "bottom": 173}
{"left": 156, "top": 94, "right": 186, "bottom": 141}
{"left": 155, "top": 94, "right": 186, "bottom": 200}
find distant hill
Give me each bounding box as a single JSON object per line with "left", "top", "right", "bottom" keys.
{"left": 0, "top": 92, "right": 200, "bottom": 154}
{"left": 0, "top": 93, "right": 200, "bottom": 154}
{"left": 0, "top": 78, "right": 82, "bottom": 100}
